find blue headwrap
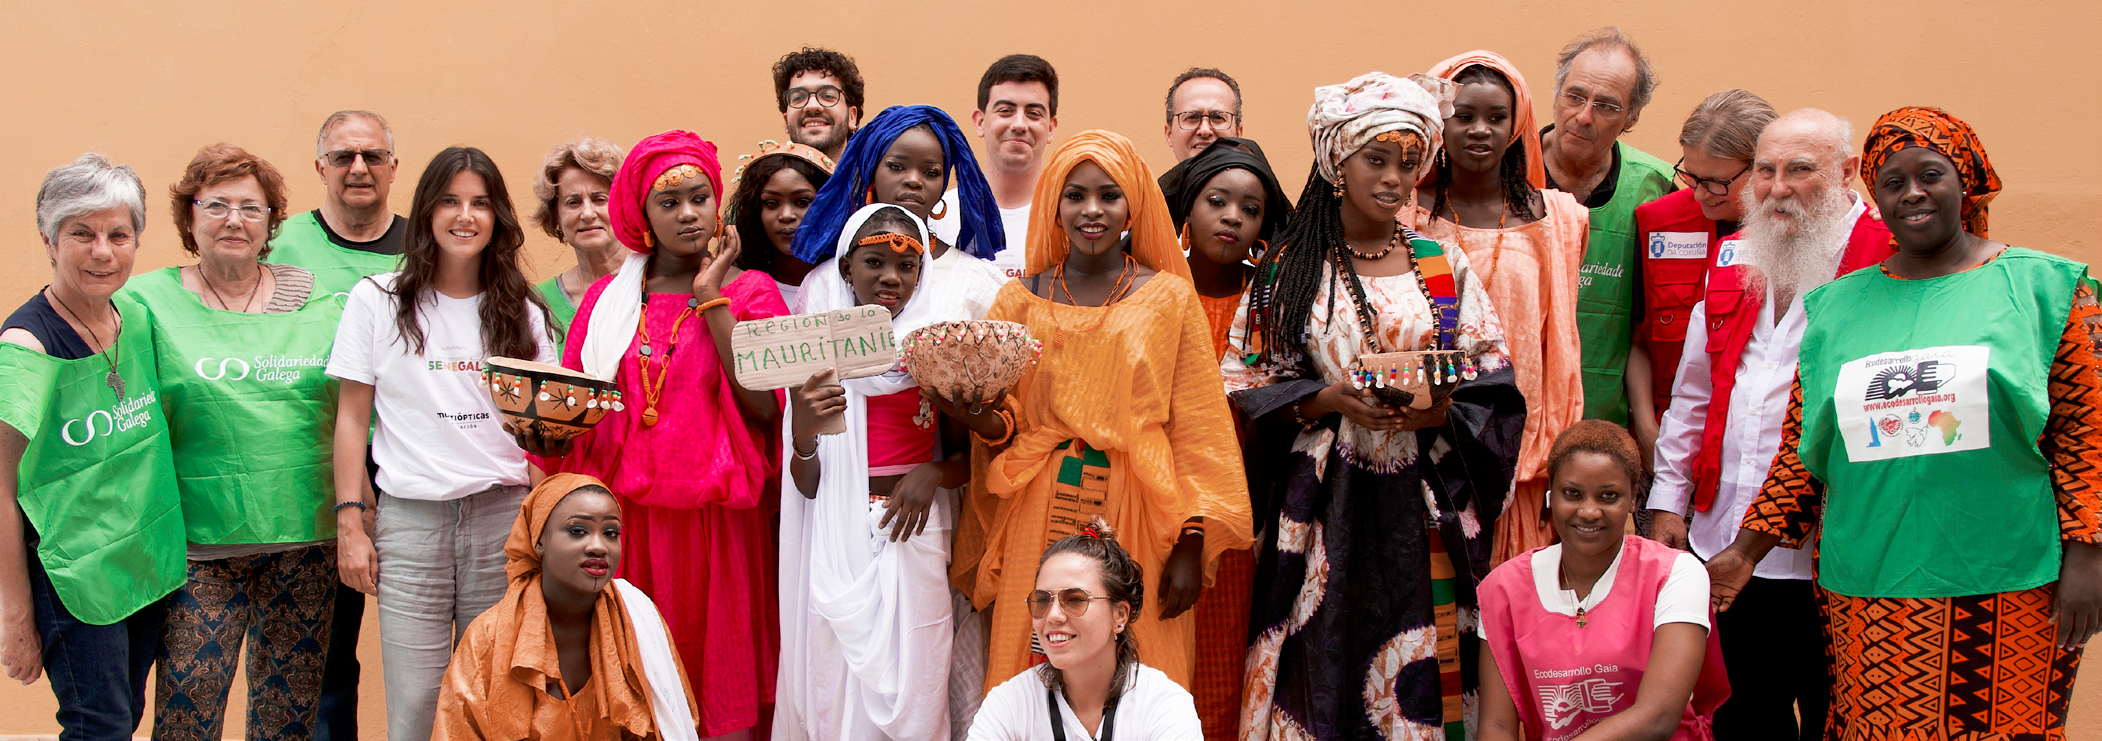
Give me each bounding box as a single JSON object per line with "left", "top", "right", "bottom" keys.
{"left": 790, "top": 105, "right": 1006, "bottom": 263}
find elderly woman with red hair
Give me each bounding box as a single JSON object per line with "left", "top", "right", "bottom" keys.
{"left": 126, "top": 143, "right": 351, "bottom": 741}
{"left": 533, "top": 130, "right": 785, "bottom": 740}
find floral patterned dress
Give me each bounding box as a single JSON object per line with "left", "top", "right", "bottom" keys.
{"left": 1223, "top": 237, "right": 1526, "bottom": 740}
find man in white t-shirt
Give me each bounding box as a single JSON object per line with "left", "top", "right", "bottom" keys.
{"left": 935, "top": 54, "right": 1059, "bottom": 280}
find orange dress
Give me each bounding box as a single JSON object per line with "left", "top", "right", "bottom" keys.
{"left": 1191, "top": 290, "right": 1257, "bottom": 738}
{"left": 951, "top": 275, "right": 1253, "bottom": 692}
{"left": 1411, "top": 192, "right": 1588, "bottom": 563}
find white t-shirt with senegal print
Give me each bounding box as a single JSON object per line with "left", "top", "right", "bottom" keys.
{"left": 326, "top": 273, "right": 554, "bottom": 501}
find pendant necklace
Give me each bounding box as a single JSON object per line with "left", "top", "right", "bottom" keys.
{"left": 48, "top": 287, "right": 124, "bottom": 399}
{"left": 197, "top": 263, "right": 263, "bottom": 313}
{"left": 1560, "top": 560, "right": 1591, "bottom": 628}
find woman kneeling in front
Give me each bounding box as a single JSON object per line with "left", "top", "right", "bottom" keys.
{"left": 968, "top": 519, "right": 1201, "bottom": 740}
{"left": 434, "top": 473, "right": 699, "bottom": 740}
{"left": 1477, "top": 421, "right": 1729, "bottom": 741}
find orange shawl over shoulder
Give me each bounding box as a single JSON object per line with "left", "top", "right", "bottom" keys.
{"left": 434, "top": 473, "right": 699, "bottom": 741}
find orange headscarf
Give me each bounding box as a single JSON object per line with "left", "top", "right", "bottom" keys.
{"left": 1861, "top": 106, "right": 2001, "bottom": 238}
{"left": 1024, "top": 130, "right": 1190, "bottom": 279}
{"left": 1420, "top": 50, "right": 1547, "bottom": 190}
{"left": 442, "top": 473, "right": 670, "bottom": 741}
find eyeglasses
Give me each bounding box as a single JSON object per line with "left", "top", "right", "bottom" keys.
{"left": 1558, "top": 91, "right": 1626, "bottom": 119}
{"left": 1027, "top": 588, "right": 1114, "bottom": 619}
{"left": 322, "top": 149, "right": 392, "bottom": 168}
{"left": 786, "top": 86, "right": 844, "bottom": 109}
{"left": 193, "top": 200, "right": 273, "bottom": 222}
{"left": 1174, "top": 110, "right": 1238, "bottom": 131}
{"left": 1673, "top": 159, "right": 1752, "bottom": 197}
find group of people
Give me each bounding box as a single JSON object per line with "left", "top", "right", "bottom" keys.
{"left": 1, "top": 25, "right": 2095, "bottom": 741}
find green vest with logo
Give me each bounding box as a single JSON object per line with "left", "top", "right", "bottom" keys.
{"left": 266, "top": 210, "right": 401, "bottom": 299}
{"left": 1575, "top": 142, "right": 1675, "bottom": 424}
{"left": 126, "top": 268, "right": 343, "bottom": 545}
{"left": 0, "top": 295, "right": 185, "bottom": 625}
{"left": 1797, "top": 249, "right": 2084, "bottom": 598}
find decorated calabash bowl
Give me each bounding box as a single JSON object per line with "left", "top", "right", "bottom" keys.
{"left": 482, "top": 357, "right": 624, "bottom": 442}
{"left": 1353, "top": 350, "right": 1476, "bottom": 410}
{"left": 900, "top": 320, "right": 1043, "bottom": 401}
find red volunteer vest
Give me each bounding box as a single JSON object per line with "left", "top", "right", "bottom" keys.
{"left": 1686, "top": 211, "right": 1894, "bottom": 511}
{"left": 1636, "top": 190, "right": 1726, "bottom": 419}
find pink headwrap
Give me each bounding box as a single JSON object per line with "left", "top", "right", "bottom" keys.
{"left": 609, "top": 130, "right": 722, "bottom": 254}
{"left": 1420, "top": 50, "right": 1547, "bottom": 190}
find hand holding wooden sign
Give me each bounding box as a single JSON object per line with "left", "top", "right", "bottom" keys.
{"left": 732, "top": 305, "right": 899, "bottom": 433}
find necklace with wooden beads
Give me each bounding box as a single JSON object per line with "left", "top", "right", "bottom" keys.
{"left": 1346, "top": 226, "right": 1403, "bottom": 261}
{"left": 635, "top": 293, "right": 700, "bottom": 426}
{"left": 1049, "top": 254, "right": 1135, "bottom": 347}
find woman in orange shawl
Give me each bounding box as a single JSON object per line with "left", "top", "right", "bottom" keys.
{"left": 944, "top": 130, "right": 1253, "bottom": 692}
{"left": 434, "top": 474, "right": 700, "bottom": 741}
{"left": 1411, "top": 50, "right": 1588, "bottom": 563}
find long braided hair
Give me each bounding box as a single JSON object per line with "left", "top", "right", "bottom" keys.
{"left": 1428, "top": 65, "right": 1538, "bottom": 223}
{"left": 1250, "top": 167, "right": 1360, "bottom": 364}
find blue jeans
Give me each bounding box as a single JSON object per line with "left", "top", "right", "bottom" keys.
{"left": 30, "top": 552, "right": 171, "bottom": 741}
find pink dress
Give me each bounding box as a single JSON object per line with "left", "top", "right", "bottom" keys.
{"left": 547, "top": 269, "right": 785, "bottom": 736}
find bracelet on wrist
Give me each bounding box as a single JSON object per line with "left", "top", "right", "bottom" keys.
{"left": 973, "top": 408, "right": 1016, "bottom": 447}
{"left": 333, "top": 501, "right": 368, "bottom": 515}
{"left": 793, "top": 437, "right": 819, "bottom": 460}
{"left": 696, "top": 296, "right": 732, "bottom": 314}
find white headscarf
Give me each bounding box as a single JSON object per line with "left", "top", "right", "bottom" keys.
{"left": 1307, "top": 71, "right": 1456, "bottom": 186}
{"left": 775, "top": 203, "right": 960, "bottom": 739}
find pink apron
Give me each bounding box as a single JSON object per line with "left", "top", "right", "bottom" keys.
{"left": 1479, "top": 535, "right": 1729, "bottom": 741}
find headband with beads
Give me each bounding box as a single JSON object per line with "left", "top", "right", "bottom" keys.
{"left": 856, "top": 232, "right": 925, "bottom": 255}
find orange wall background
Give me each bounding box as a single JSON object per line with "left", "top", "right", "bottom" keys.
{"left": 2, "top": 0, "right": 2097, "bottom": 296}
{"left": 2, "top": 1, "right": 2100, "bottom": 737}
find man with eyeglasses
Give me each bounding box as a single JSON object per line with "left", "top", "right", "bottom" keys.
{"left": 1648, "top": 109, "right": 1890, "bottom": 740}
{"left": 1637, "top": 89, "right": 1777, "bottom": 419}
{"left": 263, "top": 108, "right": 406, "bottom": 741}
{"left": 269, "top": 109, "right": 407, "bottom": 300}
{"left": 771, "top": 47, "right": 864, "bottom": 162}
{"left": 1163, "top": 68, "right": 1242, "bottom": 162}
{"left": 933, "top": 53, "right": 1061, "bottom": 280}
{"left": 1540, "top": 27, "right": 1678, "bottom": 467}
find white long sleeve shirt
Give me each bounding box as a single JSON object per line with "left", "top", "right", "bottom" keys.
{"left": 1648, "top": 198, "right": 1861, "bottom": 580}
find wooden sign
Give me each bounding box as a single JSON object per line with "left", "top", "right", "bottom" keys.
{"left": 731, "top": 305, "right": 899, "bottom": 391}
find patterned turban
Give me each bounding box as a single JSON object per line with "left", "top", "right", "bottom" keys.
{"left": 1862, "top": 106, "right": 2000, "bottom": 238}
{"left": 1307, "top": 71, "right": 1455, "bottom": 187}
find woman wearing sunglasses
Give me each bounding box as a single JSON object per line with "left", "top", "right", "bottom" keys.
{"left": 967, "top": 519, "right": 1201, "bottom": 741}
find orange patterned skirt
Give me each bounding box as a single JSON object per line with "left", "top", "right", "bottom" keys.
{"left": 1822, "top": 582, "right": 2083, "bottom": 740}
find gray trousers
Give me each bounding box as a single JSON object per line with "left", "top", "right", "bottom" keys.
{"left": 373, "top": 485, "right": 527, "bottom": 741}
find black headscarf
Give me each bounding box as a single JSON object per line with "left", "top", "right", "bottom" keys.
{"left": 1155, "top": 137, "right": 1293, "bottom": 246}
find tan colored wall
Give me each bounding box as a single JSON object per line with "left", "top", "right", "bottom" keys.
{"left": 2, "top": 1, "right": 2100, "bottom": 736}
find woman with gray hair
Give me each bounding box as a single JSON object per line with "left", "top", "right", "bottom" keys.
{"left": 0, "top": 153, "right": 186, "bottom": 739}
{"left": 530, "top": 137, "right": 625, "bottom": 354}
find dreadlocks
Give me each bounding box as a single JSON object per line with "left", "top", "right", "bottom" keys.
{"left": 1429, "top": 65, "right": 1538, "bottom": 224}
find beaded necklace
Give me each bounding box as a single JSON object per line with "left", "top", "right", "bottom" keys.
{"left": 635, "top": 292, "right": 701, "bottom": 426}
{"left": 1331, "top": 225, "right": 1477, "bottom": 381}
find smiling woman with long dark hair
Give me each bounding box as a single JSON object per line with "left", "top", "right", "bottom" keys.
{"left": 324, "top": 146, "right": 557, "bottom": 741}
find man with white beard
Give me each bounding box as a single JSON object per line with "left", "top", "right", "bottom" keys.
{"left": 1645, "top": 108, "right": 1893, "bottom": 740}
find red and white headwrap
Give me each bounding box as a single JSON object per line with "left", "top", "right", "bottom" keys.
{"left": 608, "top": 130, "right": 722, "bottom": 254}
{"left": 1307, "top": 71, "right": 1455, "bottom": 187}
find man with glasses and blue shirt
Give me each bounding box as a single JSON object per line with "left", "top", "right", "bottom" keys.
{"left": 263, "top": 108, "right": 407, "bottom": 741}
{"left": 772, "top": 47, "right": 864, "bottom": 162}
{"left": 1163, "top": 68, "right": 1242, "bottom": 162}
{"left": 1540, "top": 27, "right": 1677, "bottom": 468}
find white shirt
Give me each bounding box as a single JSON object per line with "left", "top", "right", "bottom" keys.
{"left": 929, "top": 246, "right": 1014, "bottom": 321}
{"left": 1648, "top": 199, "right": 1862, "bottom": 580}
{"left": 325, "top": 273, "right": 554, "bottom": 500}
{"left": 1529, "top": 544, "right": 1711, "bottom": 630}
{"left": 935, "top": 189, "right": 1031, "bottom": 280}
{"left": 967, "top": 664, "right": 1202, "bottom": 741}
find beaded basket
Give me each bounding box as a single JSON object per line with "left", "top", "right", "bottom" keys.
{"left": 900, "top": 320, "right": 1043, "bottom": 402}
{"left": 483, "top": 357, "right": 624, "bottom": 442}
